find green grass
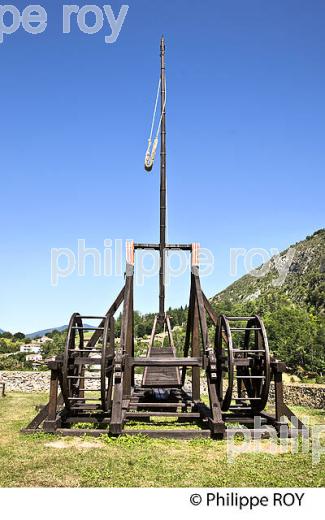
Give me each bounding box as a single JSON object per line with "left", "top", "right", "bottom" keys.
{"left": 0, "top": 392, "right": 324, "bottom": 487}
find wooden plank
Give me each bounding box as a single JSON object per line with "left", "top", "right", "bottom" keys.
{"left": 191, "top": 298, "right": 200, "bottom": 401}
{"left": 133, "top": 357, "right": 202, "bottom": 367}
{"left": 70, "top": 404, "right": 102, "bottom": 410}
{"left": 65, "top": 417, "right": 110, "bottom": 424}
{"left": 123, "top": 271, "right": 134, "bottom": 395}
{"left": 207, "top": 375, "right": 225, "bottom": 435}
{"left": 126, "top": 411, "right": 200, "bottom": 418}
{"left": 143, "top": 316, "right": 181, "bottom": 387}
{"left": 165, "top": 315, "right": 181, "bottom": 385}
{"left": 233, "top": 358, "right": 254, "bottom": 367}
{"left": 202, "top": 291, "right": 218, "bottom": 326}
{"left": 192, "top": 269, "right": 210, "bottom": 351}
{"left": 129, "top": 402, "right": 187, "bottom": 409}
{"left": 224, "top": 416, "right": 267, "bottom": 424}
{"left": 73, "top": 357, "right": 101, "bottom": 365}
{"left": 134, "top": 243, "right": 192, "bottom": 251}
{"left": 109, "top": 344, "right": 125, "bottom": 434}
{"left": 109, "top": 376, "right": 124, "bottom": 434}
{"left": 182, "top": 276, "right": 195, "bottom": 384}
{"left": 142, "top": 315, "right": 157, "bottom": 386}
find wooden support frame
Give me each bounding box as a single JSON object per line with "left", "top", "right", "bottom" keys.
{"left": 22, "top": 362, "right": 65, "bottom": 433}
{"left": 22, "top": 264, "right": 306, "bottom": 440}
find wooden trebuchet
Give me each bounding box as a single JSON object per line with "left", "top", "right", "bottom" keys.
{"left": 22, "top": 256, "right": 306, "bottom": 439}
{"left": 22, "top": 37, "right": 306, "bottom": 440}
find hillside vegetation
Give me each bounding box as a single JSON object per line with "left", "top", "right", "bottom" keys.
{"left": 213, "top": 229, "right": 324, "bottom": 312}
{"left": 211, "top": 229, "right": 325, "bottom": 378}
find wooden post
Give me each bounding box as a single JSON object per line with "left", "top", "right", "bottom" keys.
{"left": 274, "top": 368, "right": 286, "bottom": 422}
{"left": 159, "top": 36, "right": 166, "bottom": 321}
{"left": 79, "top": 367, "right": 85, "bottom": 399}
{"left": 207, "top": 378, "right": 225, "bottom": 437}
{"left": 191, "top": 244, "right": 200, "bottom": 400}
{"left": 122, "top": 256, "right": 134, "bottom": 396}
{"left": 109, "top": 371, "right": 124, "bottom": 435}
{"left": 44, "top": 369, "right": 60, "bottom": 432}
{"left": 181, "top": 273, "right": 195, "bottom": 385}
{"left": 191, "top": 298, "right": 200, "bottom": 401}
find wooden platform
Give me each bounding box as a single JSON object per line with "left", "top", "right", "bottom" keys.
{"left": 142, "top": 347, "right": 181, "bottom": 387}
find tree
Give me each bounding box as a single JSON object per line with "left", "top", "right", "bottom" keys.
{"left": 13, "top": 332, "right": 25, "bottom": 340}
{"left": 0, "top": 332, "right": 13, "bottom": 339}
{"left": 41, "top": 333, "right": 66, "bottom": 358}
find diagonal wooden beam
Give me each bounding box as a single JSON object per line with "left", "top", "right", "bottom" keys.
{"left": 86, "top": 286, "right": 125, "bottom": 350}
{"left": 23, "top": 393, "right": 64, "bottom": 431}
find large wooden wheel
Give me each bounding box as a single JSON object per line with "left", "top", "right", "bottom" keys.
{"left": 101, "top": 316, "right": 115, "bottom": 412}
{"left": 215, "top": 315, "right": 271, "bottom": 412}
{"left": 62, "top": 313, "right": 84, "bottom": 408}
{"left": 62, "top": 314, "right": 115, "bottom": 412}
{"left": 215, "top": 315, "right": 234, "bottom": 411}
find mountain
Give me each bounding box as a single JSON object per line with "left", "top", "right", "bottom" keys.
{"left": 0, "top": 329, "right": 4, "bottom": 333}
{"left": 26, "top": 324, "right": 96, "bottom": 339}
{"left": 26, "top": 325, "right": 69, "bottom": 339}
{"left": 212, "top": 229, "right": 325, "bottom": 313}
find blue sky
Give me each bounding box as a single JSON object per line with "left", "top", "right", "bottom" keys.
{"left": 0, "top": 0, "right": 324, "bottom": 333}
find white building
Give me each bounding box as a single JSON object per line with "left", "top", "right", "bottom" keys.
{"left": 26, "top": 354, "right": 43, "bottom": 362}
{"left": 36, "top": 336, "right": 53, "bottom": 344}
{"left": 20, "top": 344, "right": 41, "bottom": 354}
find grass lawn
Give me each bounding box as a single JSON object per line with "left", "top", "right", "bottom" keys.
{"left": 0, "top": 392, "right": 324, "bottom": 487}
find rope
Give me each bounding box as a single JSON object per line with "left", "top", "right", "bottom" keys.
{"left": 149, "top": 79, "right": 160, "bottom": 142}
{"left": 156, "top": 79, "right": 166, "bottom": 141}
{"left": 144, "top": 78, "right": 167, "bottom": 172}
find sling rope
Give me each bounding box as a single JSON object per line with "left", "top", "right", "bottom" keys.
{"left": 144, "top": 78, "right": 167, "bottom": 172}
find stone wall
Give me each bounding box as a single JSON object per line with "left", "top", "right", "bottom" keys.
{"left": 0, "top": 371, "right": 324, "bottom": 409}
{"left": 0, "top": 371, "right": 50, "bottom": 392}
{"left": 268, "top": 382, "right": 325, "bottom": 409}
